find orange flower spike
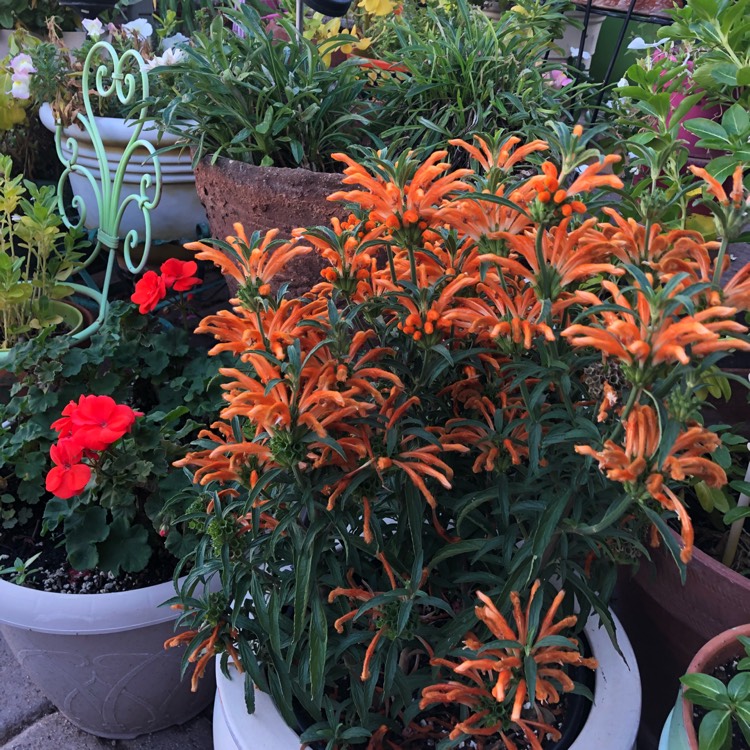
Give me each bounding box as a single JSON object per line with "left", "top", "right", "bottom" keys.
{"left": 511, "top": 679, "right": 527, "bottom": 722}
{"left": 449, "top": 135, "right": 548, "bottom": 173}
{"left": 565, "top": 154, "right": 623, "bottom": 195}
{"left": 729, "top": 164, "right": 746, "bottom": 208}
{"left": 597, "top": 382, "right": 618, "bottom": 423}
{"left": 474, "top": 591, "right": 517, "bottom": 641}
{"left": 689, "top": 165, "right": 729, "bottom": 205}
{"left": 376, "top": 551, "right": 398, "bottom": 590}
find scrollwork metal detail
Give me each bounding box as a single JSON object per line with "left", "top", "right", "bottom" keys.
{"left": 52, "top": 41, "right": 163, "bottom": 343}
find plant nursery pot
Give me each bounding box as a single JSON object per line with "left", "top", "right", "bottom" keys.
{"left": 193, "top": 156, "right": 350, "bottom": 298}
{"left": 0, "top": 576, "right": 215, "bottom": 739}
{"left": 39, "top": 103, "right": 207, "bottom": 244}
{"left": 658, "top": 624, "right": 750, "bottom": 749}
{"left": 669, "top": 94, "right": 724, "bottom": 162}
{"left": 551, "top": 11, "right": 606, "bottom": 70}
{"left": 615, "top": 533, "right": 750, "bottom": 747}
{"left": 212, "top": 609, "right": 641, "bottom": 750}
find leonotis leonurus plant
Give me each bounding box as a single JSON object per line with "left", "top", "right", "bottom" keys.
{"left": 165, "top": 125, "right": 750, "bottom": 748}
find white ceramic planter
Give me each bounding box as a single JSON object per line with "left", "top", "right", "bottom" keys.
{"left": 213, "top": 609, "right": 641, "bottom": 750}
{"left": 39, "top": 103, "right": 207, "bottom": 243}
{"left": 0, "top": 576, "right": 214, "bottom": 739}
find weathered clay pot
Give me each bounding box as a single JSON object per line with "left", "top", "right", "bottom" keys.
{"left": 193, "top": 157, "right": 350, "bottom": 298}
{"left": 616, "top": 533, "right": 750, "bottom": 747}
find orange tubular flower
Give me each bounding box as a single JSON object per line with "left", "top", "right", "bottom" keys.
{"left": 446, "top": 281, "right": 555, "bottom": 350}
{"left": 328, "top": 150, "right": 473, "bottom": 229}
{"left": 421, "top": 584, "right": 595, "bottom": 750}
{"left": 438, "top": 185, "right": 535, "bottom": 244}
{"left": 689, "top": 164, "right": 745, "bottom": 207}
{"left": 297, "top": 218, "right": 386, "bottom": 299}
{"left": 185, "top": 223, "right": 310, "bottom": 297}
{"left": 174, "top": 420, "right": 273, "bottom": 485}
{"left": 165, "top": 621, "right": 242, "bottom": 692}
{"left": 591, "top": 208, "right": 718, "bottom": 280}
{"left": 328, "top": 556, "right": 428, "bottom": 681}
{"left": 492, "top": 218, "right": 622, "bottom": 297}
{"left": 442, "top": 393, "right": 530, "bottom": 471}
{"left": 576, "top": 404, "right": 727, "bottom": 562}
{"left": 575, "top": 403, "right": 660, "bottom": 484}
{"left": 562, "top": 280, "right": 750, "bottom": 368}
{"left": 526, "top": 155, "right": 623, "bottom": 211}
{"left": 448, "top": 134, "right": 549, "bottom": 173}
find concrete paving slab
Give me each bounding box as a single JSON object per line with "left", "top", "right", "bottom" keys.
{"left": 119, "top": 716, "right": 213, "bottom": 749}
{"left": 0, "top": 634, "right": 54, "bottom": 744}
{"left": 0, "top": 713, "right": 115, "bottom": 750}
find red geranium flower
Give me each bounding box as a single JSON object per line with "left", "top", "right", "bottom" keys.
{"left": 160, "top": 259, "right": 202, "bottom": 292}
{"left": 51, "top": 400, "right": 77, "bottom": 437}
{"left": 45, "top": 438, "right": 92, "bottom": 499}
{"left": 69, "top": 394, "right": 141, "bottom": 451}
{"left": 131, "top": 270, "right": 167, "bottom": 313}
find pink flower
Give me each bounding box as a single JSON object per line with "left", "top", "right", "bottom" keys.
{"left": 10, "top": 54, "right": 35, "bottom": 76}
{"left": 545, "top": 69, "right": 573, "bottom": 89}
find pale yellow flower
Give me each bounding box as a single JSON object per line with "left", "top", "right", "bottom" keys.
{"left": 358, "top": 0, "right": 396, "bottom": 17}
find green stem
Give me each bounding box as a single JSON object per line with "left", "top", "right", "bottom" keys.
{"left": 712, "top": 235, "right": 729, "bottom": 290}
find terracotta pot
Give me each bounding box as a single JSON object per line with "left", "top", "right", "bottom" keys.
{"left": 659, "top": 624, "right": 750, "bottom": 749}
{"left": 213, "top": 609, "right": 641, "bottom": 750}
{"left": 615, "top": 532, "right": 750, "bottom": 746}
{"left": 583, "top": 0, "right": 676, "bottom": 17}
{"left": 193, "top": 156, "right": 350, "bottom": 298}
{"left": 0, "top": 576, "right": 214, "bottom": 739}
{"left": 683, "top": 624, "right": 750, "bottom": 748}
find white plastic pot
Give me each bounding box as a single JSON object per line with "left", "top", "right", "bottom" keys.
{"left": 213, "top": 609, "right": 641, "bottom": 750}
{"left": 0, "top": 576, "right": 214, "bottom": 739}
{"left": 39, "top": 102, "right": 206, "bottom": 243}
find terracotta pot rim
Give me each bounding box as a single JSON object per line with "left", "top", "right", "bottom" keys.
{"left": 196, "top": 153, "right": 343, "bottom": 178}
{"left": 681, "top": 624, "right": 750, "bottom": 748}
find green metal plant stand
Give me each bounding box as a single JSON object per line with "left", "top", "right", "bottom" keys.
{"left": 53, "top": 40, "right": 162, "bottom": 343}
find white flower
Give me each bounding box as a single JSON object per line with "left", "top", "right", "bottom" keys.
{"left": 569, "top": 47, "right": 591, "bottom": 61}
{"left": 161, "top": 32, "right": 189, "bottom": 50}
{"left": 143, "top": 47, "right": 187, "bottom": 71}
{"left": 10, "top": 53, "right": 35, "bottom": 76}
{"left": 122, "top": 18, "right": 153, "bottom": 40}
{"left": 82, "top": 17, "right": 105, "bottom": 39}
{"left": 627, "top": 36, "right": 664, "bottom": 50}
{"left": 617, "top": 77, "right": 628, "bottom": 88}
{"left": 10, "top": 76, "right": 30, "bottom": 100}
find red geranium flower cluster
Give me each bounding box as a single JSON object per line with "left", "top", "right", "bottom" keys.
{"left": 131, "top": 259, "right": 202, "bottom": 314}
{"left": 45, "top": 395, "right": 142, "bottom": 500}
